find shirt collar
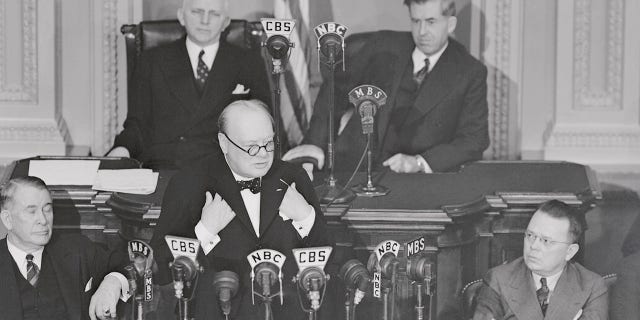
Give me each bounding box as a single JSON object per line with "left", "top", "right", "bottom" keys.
{"left": 412, "top": 41, "right": 448, "bottom": 74}
{"left": 531, "top": 267, "right": 564, "bottom": 292}
{"left": 185, "top": 37, "right": 220, "bottom": 69}
{"left": 7, "top": 238, "right": 44, "bottom": 270}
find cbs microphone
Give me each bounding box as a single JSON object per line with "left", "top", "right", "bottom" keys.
{"left": 213, "top": 271, "right": 240, "bottom": 319}
{"left": 314, "top": 22, "right": 348, "bottom": 71}
{"left": 260, "top": 18, "right": 295, "bottom": 74}
{"left": 165, "top": 236, "right": 203, "bottom": 320}
{"left": 292, "top": 247, "right": 333, "bottom": 315}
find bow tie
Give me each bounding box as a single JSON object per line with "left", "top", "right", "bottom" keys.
{"left": 237, "top": 178, "right": 261, "bottom": 194}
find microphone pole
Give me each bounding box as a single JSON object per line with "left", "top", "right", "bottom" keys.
{"left": 313, "top": 22, "right": 355, "bottom": 204}
{"left": 348, "top": 85, "right": 389, "bottom": 197}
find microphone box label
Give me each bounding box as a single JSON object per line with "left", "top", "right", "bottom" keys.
{"left": 260, "top": 18, "right": 295, "bottom": 38}
{"left": 406, "top": 236, "right": 426, "bottom": 258}
{"left": 165, "top": 235, "right": 200, "bottom": 260}
{"left": 292, "top": 246, "right": 332, "bottom": 270}
{"left": 375, "top": 240, "right": 400, "bottom": 261}
{"left": 313, "top": 22, "right": 348, "bottom": 38}
{"left": 372, "top": 272, "right": 382, "bottom": 298}
{"left": 247, "top": 249, "right": 286, "bottom": 269}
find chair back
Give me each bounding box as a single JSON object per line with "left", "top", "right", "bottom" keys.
{"left": 461, "top": 279, "right": 484, "bottom": 320}
{"left": 120, "top": 19, "right": 265, "bottom": 96}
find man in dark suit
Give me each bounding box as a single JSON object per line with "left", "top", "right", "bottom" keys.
{"left": 150, "top": 100, "right": 335, "bottom": 319}
{"left": 610, "top": 250, "right": 640, "bottom": 320}
{"left": 473, "top": 200, "right": 608, "bottom": 320}
{"left": 283, "top": 0, "right": 488, "bottom": 176}
{"left": 108, "top": 0, "right": 270, "bottom": 170}
{"left": 0, "top": 176, "right": 130, "bottom": 320}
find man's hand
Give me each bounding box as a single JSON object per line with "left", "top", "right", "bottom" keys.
{"left": 89, "top": 275, "right": 122, "bottom": 320}
{"left": 279, "top": 182, "right": 313, "bottom": 222}
{"left": 106, "top": 146, "right": 130, "bottom": 158}
{"left": 200, "top": 191, "right": 236, "bottom": 235}
{"left": 282, "top": 144, "right": 325, "bottom": 169}
{"left": 382, "top": 153, "right": 422, "bottom": 173}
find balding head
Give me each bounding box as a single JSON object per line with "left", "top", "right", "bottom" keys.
{"left": 218, "top": 100, "right": 275, "bottom": 178}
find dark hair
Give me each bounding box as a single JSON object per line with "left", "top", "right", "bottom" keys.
{"left": 217, "top": 99, "right": 274, "bottom": 134}
{"left": 403, "top": 0, "right": 456, "bottom": 17}
{"left": 537, "top": 199, "right": 585, "bottom": 243}
{"left": 0, "top": 176, "right": 49, "bottom": 211}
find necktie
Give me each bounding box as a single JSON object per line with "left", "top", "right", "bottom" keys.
{"left": 414, "top": 57, "right": 430, "bottom": 85}
{"left": 196, "top": 49, "right": 209, "bottom": 90}
{"left": 536, "top": 277, "right": 549, "bottom": 316}
{"left": 237, "top": 178, "right": 261, "bottom": 194}
{"left": 26, "top": 254, "right": 39, "bottom": 287}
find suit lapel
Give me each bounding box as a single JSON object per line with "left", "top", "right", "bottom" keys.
{"left": 258, "top": 164, "right": 287, "bottom": 237}
{"left": 209, "top": 157, "right": 259, "bottom": 240}
{"left": 405, "top": 40, "right": 460, "bottom": 125}
{"left": 0, "top": 239, "right": 22, "bottom": 320}
{"left": 160, "top": 39, "right": 200, "bottom": 114}
{"left": 47, "top": 242, "right": 82, "bottom": 320}
{"left": 504, "top": 261, "right": 544, "bottom": 320}
{"left": 544, "top": 264, "right": 586, "bottom": 320}
{"left": 376, "top": 35, "right": 414, "bottom": 147}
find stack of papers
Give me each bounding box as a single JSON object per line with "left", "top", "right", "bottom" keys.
{"left": 92, "top": 169, "right": 159, "bottom": 195}
{"left": 29, "top": 160, "right": 101, "bottom": 185}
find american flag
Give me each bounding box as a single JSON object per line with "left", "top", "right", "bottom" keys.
{"left": 273, "top": 0, "right": 334, "bottom": 146}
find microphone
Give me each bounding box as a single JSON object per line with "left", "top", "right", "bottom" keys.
{"left": 128, "top": 240, "right": 155, "bottom": 302}
{"left": 297, "top": 267, "right": 327, "bottom": 311}
{"left": 213, "top": 271, "right": 240, "bottom": 317}
{"left": 247, "top": 249, "right": 286, "bottom": 307}
{"left": 171, "top": 262, "right": 185, "bottom": 299}
{"left": 255, "top": 262, "right": 279, "bottom": 298}
{"left": 314, "top": 22, "right": 348, "bottom": 70}
{"left": 124, "top": 265, "right": 138, "bottom": 297}
{"left": 339, "top": 259, "right": 370, "bottom": 305}
{"left": 260, "top": 18, "right": 296, "bottom": 74}
{"left": 266, "top": 34, "right": 291, "bottom": 60}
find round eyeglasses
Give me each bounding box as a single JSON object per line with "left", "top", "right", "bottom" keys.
{"left": 223, "top": 132, "right": 275, "bottom": 156}
{"left": 524, "top": 230, "right": 573, "bottom": 248}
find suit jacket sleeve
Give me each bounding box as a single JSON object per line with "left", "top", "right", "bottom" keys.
{"left": 290, "top": 164, "right": 332, "bottom": 247}
{"left": 579, "top": 275, "right": 608, "bottom": 320}
{"left": 422, "top": 63, "right": 489, "bottom": 172}
{"left": 113, "top": 50, "right": 154, "bottom": 159}
{"left": 149, "top": 169, "right": 207, "bottom": 285}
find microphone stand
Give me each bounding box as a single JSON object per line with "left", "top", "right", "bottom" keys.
{"left": 351, "top": 134, "right": 389, "bottom": 196}
{"left": 271, "top": 58, "right": 284, "bottom": 160}
{"left": 316, "top": 48, "right": 355, "bottom": 204}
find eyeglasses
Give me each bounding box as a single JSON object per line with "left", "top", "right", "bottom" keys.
{"left": 223, "top": 132, "right": 275, "bottom": 156}
{"left": 524, "top": 230, "right": 573, "bottom": 248}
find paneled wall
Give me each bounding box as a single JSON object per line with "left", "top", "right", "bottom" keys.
{"left": 0, "top": 0, "right": 638, "bottom": 172}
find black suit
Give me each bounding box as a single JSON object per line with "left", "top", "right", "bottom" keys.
{"left": 305, "top": 31, "right": 489, "bottom": 172}
{"left": 113, "top": 37, "right": 271, "bottom": 169}
{"left": 0, "top": 235, "right": 128, "bottom": 320}
{"left": 150, "top": 151, "right": 335, "bottom": 319}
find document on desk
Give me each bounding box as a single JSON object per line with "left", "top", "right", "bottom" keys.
{"left": 92, "top": 169, "right": 159, "bottom": 194}
{"left": 29, "top": 160, "right": 100, "bottom": 185}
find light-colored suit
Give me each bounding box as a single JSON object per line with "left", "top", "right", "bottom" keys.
{"left": 473, "top": 257, "right": 608, "bottom": 320}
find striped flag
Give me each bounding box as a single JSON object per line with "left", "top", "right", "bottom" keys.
{"left": 274, "top": 0, "right": 334, "bottom": 146}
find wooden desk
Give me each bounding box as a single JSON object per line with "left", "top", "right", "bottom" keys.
{"left": 108, "top": 160, "right": 601, "bottom": 319}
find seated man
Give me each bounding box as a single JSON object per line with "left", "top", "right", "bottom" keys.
{"left": 472, "top": 200, "right": 608, "bottom": 320}
{"left": 610, "top": 250, "right": 640, "bottom": 320}
{"left": 283, "top": 0, "right": 489, "bottom": 177}
{"left": 108, "top": 0, "right": 270, "bottom": 170}
{"left": 149, "top": 100, "right": 335, "bottom": 319}
{"left": 0, "top": 176, "right": 130, "bottom": 320}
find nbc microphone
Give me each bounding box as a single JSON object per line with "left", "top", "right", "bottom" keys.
{"left": 314, "top": 22, "right": 348, "bottom": 71}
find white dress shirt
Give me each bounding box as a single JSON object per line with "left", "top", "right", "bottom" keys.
{"left": 532, "top": 268, "right": 564, "bottom": 302}
{"left": 185, "top": 38, "right": 220, "bottom": 79}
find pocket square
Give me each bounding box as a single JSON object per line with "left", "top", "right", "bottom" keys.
{"left": 232, "top": 84, "right": 250, "bottom": 94}
{"left": 84, "top": 277, "right": 93, "bottom": 292}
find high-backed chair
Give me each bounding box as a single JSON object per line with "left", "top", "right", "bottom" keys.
{"left": 120, "top": 19, "right": 266, "bottom": 107}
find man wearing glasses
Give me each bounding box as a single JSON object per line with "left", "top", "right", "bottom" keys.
{"left": 149, "top": 99, "right": 335, "bottom": 319}
{"left": 473, "top": 200, "right": 608, "bottom": 320}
